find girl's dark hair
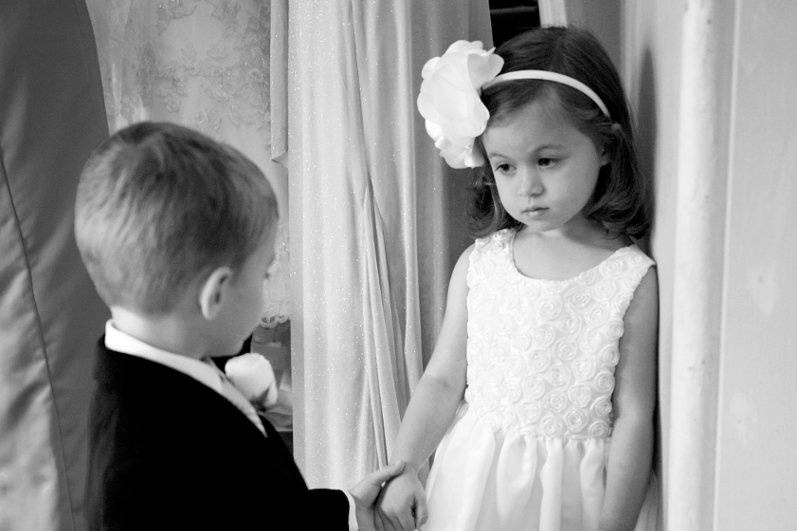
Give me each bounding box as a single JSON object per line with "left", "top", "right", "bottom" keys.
{"left": 468, "top": 26, "right": 650, "bottom": 240}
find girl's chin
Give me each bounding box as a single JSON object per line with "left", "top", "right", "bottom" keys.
{"left": 513, "top": 212, "right": 593, "bottom": 236}
{"left": 515, "top": 218, "right": 563, "bottom": 233}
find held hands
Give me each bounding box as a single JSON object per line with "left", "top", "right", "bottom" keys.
{"left": 350, "top": 462, "right": 408, "bottom": 531}
{"left": 375, "top": 464, "right": 428, "bottom": 531}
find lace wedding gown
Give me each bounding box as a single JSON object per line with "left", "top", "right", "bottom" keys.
{"left": 423, "top": 229, "right": 661, "bottom": 531}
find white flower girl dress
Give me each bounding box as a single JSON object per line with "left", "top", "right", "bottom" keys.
{"left": 423, "top": 229, "right": 660, "bottom": 531}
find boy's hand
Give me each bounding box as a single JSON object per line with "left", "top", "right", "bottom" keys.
{"left": 350, "top": 461, "right": 407, "bottom": 531}
{"left": 376, "top": 466, "right": 428, "bottom": 531}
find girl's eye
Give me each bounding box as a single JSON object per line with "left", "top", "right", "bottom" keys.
{"left": 493, "top": 163, "right": 514, "bottom": 174}
{"left": 538, "top": 157, "right": 557, "bottom": 168}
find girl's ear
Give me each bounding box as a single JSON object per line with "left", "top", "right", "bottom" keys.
{"left": 599, "top": 137, "right": 614, "bottom": 166}
{"left": 600, "top": 146, "right": 611, "bottom": 167}
{"left": 601, "top": 123, "right": 623, "bottom": 166}
{"left": 198, "top": 266, "right": 233, "bottom": 320}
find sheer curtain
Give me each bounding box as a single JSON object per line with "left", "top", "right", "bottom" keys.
{"left": 271, "top": 1, "right": 492, "bottom": 488}
{"left": 86, "top": 0, "right": 291, "bottom": 326}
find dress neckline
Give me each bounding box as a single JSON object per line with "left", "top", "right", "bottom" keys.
{"left": 506, "top": 228, "right": 633, "bottom": 283}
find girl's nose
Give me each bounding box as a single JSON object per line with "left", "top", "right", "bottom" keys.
{"left": 517, "top": 169, "right": 544, "bottom": 197}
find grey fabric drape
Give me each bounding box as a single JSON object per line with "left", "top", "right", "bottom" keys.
{"left": 0, "top": 2, "right": 109, "bottom": 529}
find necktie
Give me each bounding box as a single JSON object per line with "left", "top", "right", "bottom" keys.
{"left": 206, "top": 359, "right": 267, "bottom": 436}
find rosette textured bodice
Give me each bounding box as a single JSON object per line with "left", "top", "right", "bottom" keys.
{"left": 423, "top": 229, "right": 660, "bottom": 531}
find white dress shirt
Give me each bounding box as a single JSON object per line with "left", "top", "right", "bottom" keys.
{"left": 103, "top": 320, "right": 359, "bottom": 530}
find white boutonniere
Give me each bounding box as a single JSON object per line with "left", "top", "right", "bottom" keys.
{"left": 224, "top": 353, "right": 279, "bottom": 410}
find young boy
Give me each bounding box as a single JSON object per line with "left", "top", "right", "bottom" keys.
{"left": 77, "top": 122, "right": 403, "bottom": 530}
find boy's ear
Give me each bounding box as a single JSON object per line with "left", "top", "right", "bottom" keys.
{"left": 198, "top": 266, "right": 234, "bottom": 320}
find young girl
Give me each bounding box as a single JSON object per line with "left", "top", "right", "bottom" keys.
{"left": 377, "top": 27, "right": 660, "bottom": 531}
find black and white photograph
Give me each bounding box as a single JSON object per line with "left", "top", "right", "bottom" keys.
{"left": 0, "top": 1, "right": 794, "bottom": 529}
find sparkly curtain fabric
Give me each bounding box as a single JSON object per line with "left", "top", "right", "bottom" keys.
{"left": 86, "top": 0, "right": 291, "bottom": 326}
{"left": 0, "top": 1, "right": 108, "bottom": 529}
{"left": 273, "top": 1, "right": 492, "bottom": 488}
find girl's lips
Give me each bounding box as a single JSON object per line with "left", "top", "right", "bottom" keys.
{"left": 522, "top": 206, "right": 549, "bottom": 218}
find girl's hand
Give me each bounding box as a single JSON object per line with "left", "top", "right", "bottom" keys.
{"left": 349, "top": 461, "right": 407, "bottom": 531}
{"left": 376, "top": 467, "right": 428, "bottom": 531}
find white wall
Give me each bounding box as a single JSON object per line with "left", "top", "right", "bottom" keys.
{"left": 715, "top": 1, "right": 797, "bottom": 528}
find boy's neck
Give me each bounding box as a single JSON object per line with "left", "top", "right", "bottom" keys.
{"left": 109, "top": 306, "right": 210, "bottom": 360}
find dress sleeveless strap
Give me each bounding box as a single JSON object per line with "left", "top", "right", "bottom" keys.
{"left": 601, "top": 245, "right": 656, "bottom": 318}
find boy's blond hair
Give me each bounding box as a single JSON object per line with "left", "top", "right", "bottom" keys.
{"left": 75, "top": 121, "right": 277, "bottom": 314}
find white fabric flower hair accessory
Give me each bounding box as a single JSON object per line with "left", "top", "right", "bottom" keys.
{"left": 416, "top": 41, "right": 504, "bottom": 169}
{"left": 417, "top": 40, "right": 611, "bottom": 169}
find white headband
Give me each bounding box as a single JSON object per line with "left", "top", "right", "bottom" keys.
{"left": 482, "top": 70, "right": 611, "bottom": 119}
{"left": 417, "top": 40, "right": 613, "bottom": 169}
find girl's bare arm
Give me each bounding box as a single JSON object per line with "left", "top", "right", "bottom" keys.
{"left": 598, "top": 268, "right": 659, "bottom": 531}
{"left": 376, "top": 246, "right": 471, "bottom": 530}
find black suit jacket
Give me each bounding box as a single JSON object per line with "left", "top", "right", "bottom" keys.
{"left": 86, "top": 339, "right": 350, "bottom": 530}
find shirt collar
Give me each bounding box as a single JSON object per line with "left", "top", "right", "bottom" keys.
{"left": 104, "top": 320, "right": 222, "bottom": 394}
